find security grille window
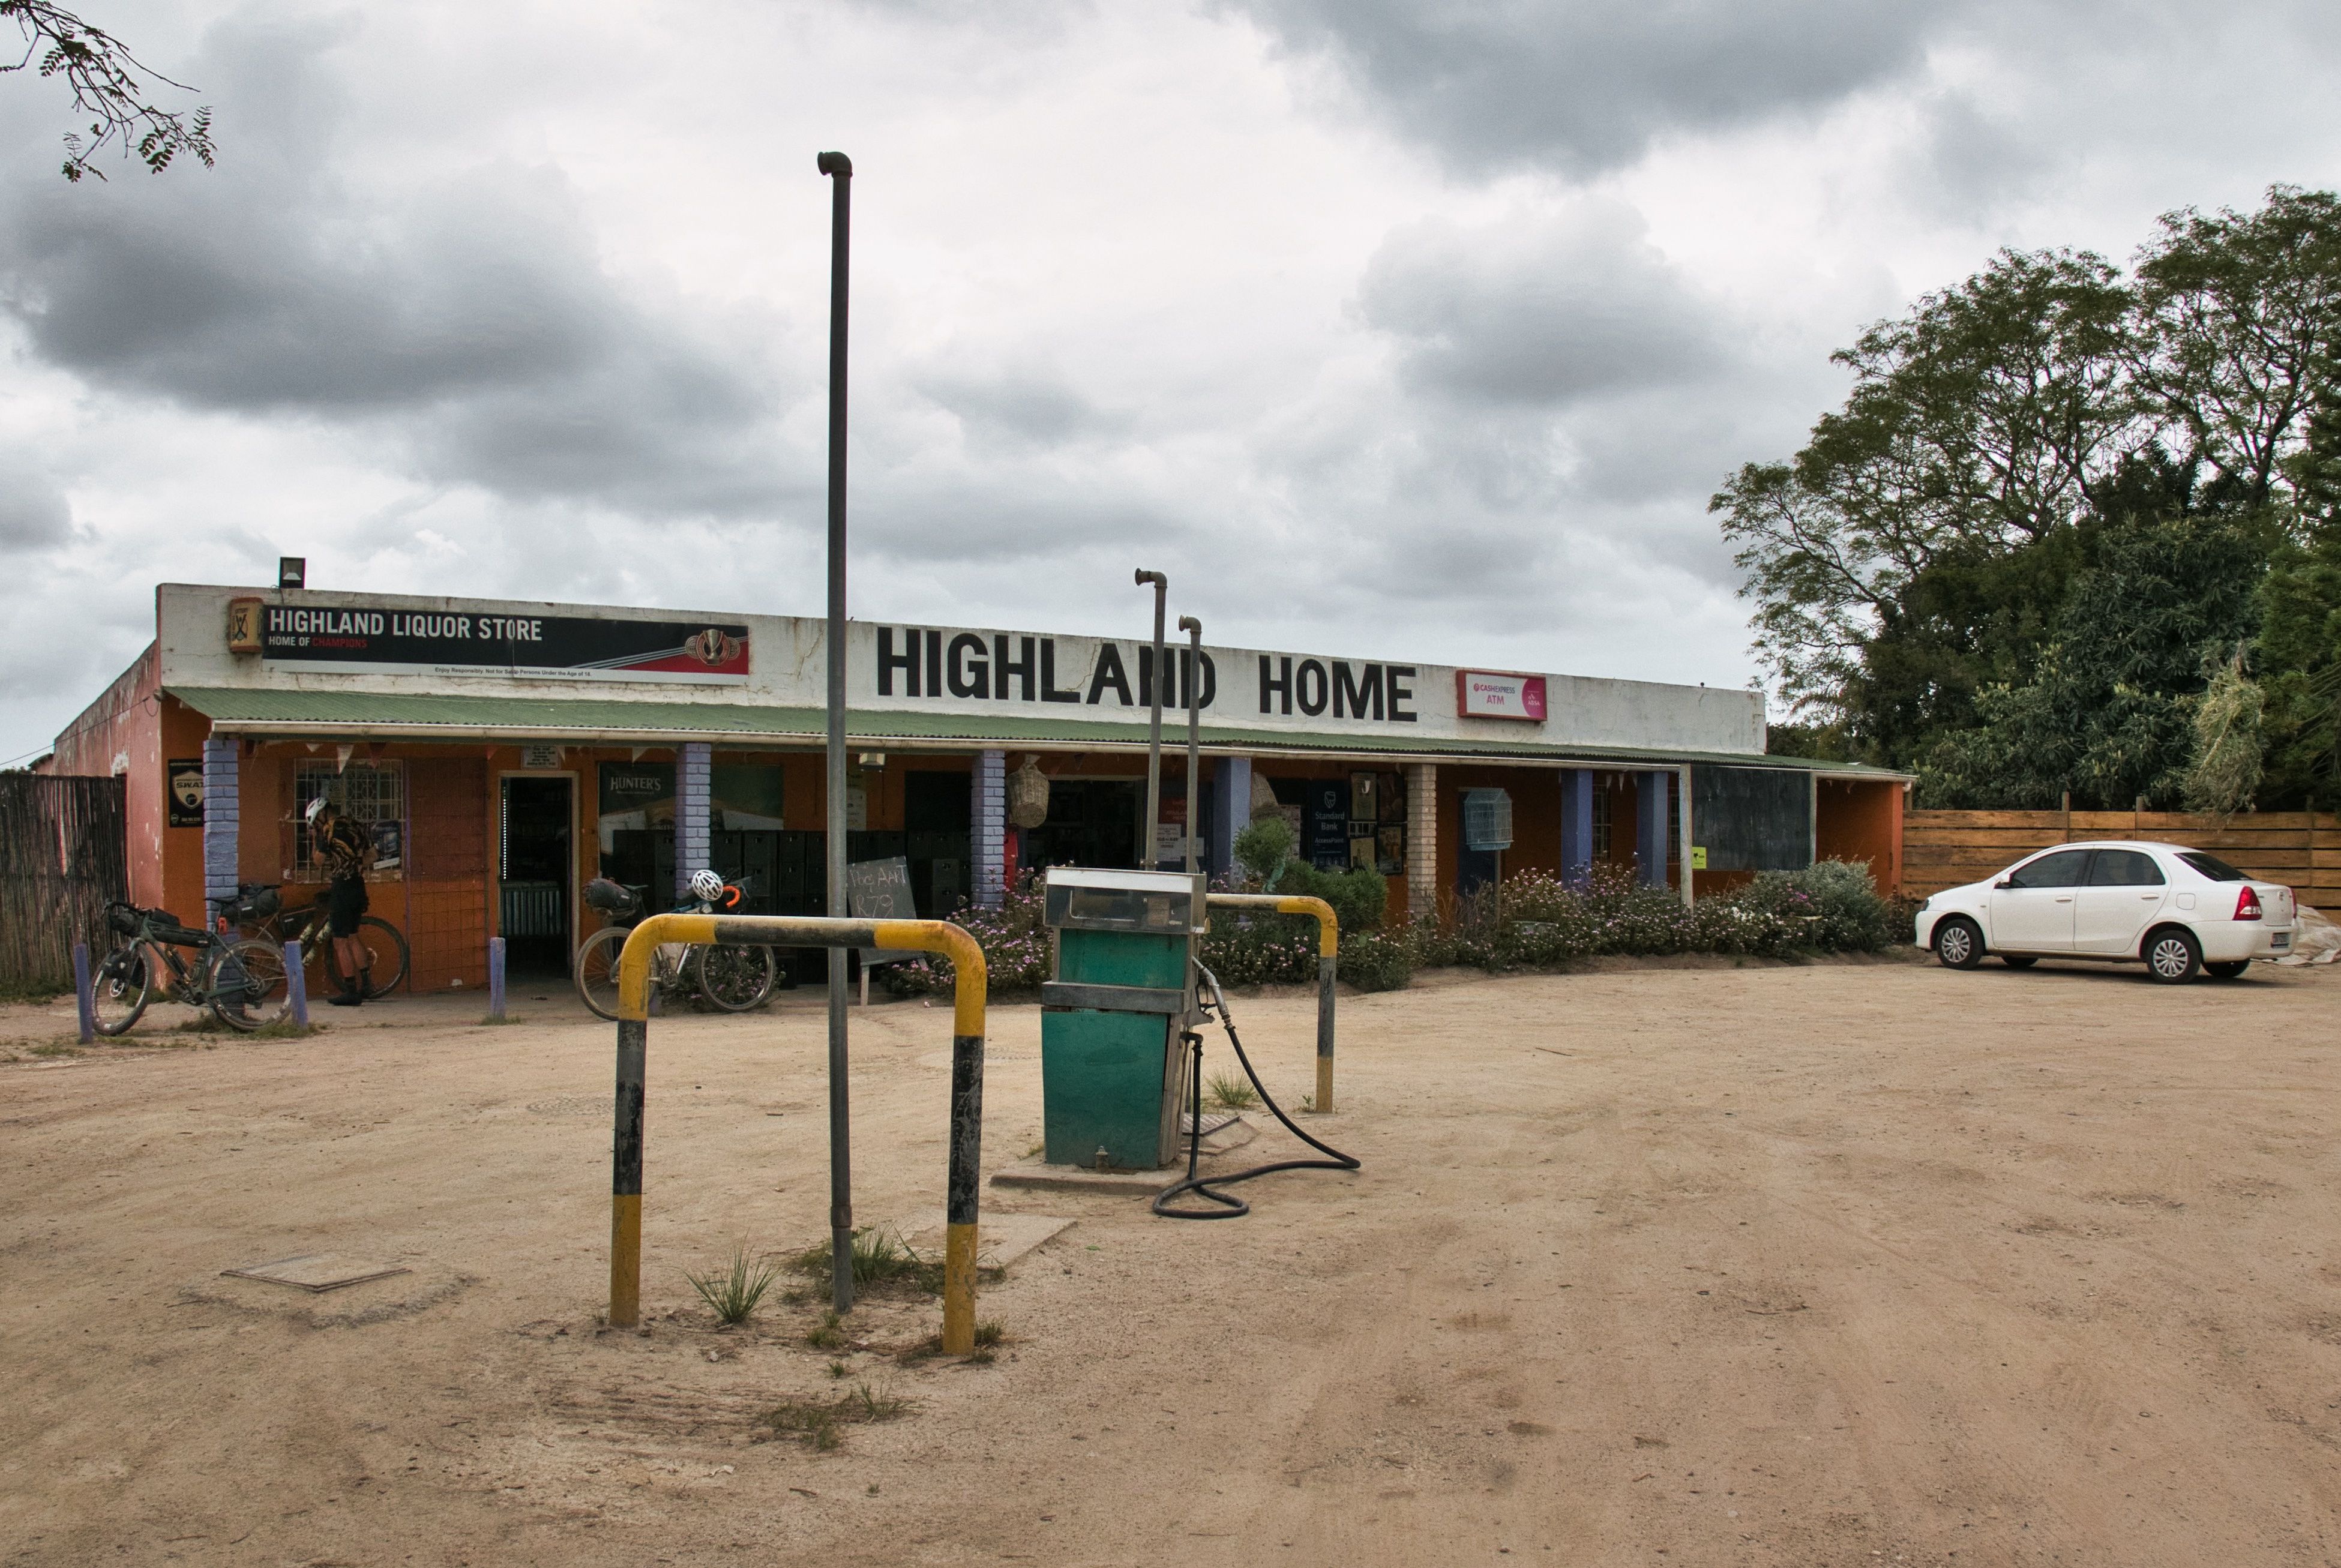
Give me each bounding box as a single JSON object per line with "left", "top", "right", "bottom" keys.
{"left": 293, "top": 761, "right": 405, "bottom": 879}
{"left": 1591, "top": 788, "right": 1612, "bottom": 859}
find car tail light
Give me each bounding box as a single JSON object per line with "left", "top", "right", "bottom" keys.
{"left": 2235, "top": 887, "right": 2262, "bottom": 921}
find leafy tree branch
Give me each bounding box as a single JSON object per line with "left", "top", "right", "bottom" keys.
{"left": 2, "top": 0, "right": 213, "bottom": 181}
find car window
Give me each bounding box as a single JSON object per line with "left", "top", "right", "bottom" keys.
{"left": 2087, "top": 849, "right": 2165, "bottom": 887}
{"left": 2007, "top": 849, "right": 2091, "bottom": 889}
{"left": 2178, "top": 851, "right": 2246, "bottom": 882}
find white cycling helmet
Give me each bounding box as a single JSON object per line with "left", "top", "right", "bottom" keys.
{"left": 689, "top": 868, "right": 725, "bottom": 904}
{"left": 304, "top": 795, "right": 330, "bottom": 825}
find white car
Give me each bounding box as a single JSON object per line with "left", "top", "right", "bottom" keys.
{"left": 1914, "top": 840, "right": 2298, "bottom": 983}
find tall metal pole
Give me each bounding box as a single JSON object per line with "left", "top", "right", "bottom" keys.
{"left": 1179, "top": 616, "right": 1202, "bottom": 877}
{"left": 817, "top": 149, "right": 855, "bottom": 1315}
{"left": 1136, "top": 569, "right": 1167, "bottom": 870}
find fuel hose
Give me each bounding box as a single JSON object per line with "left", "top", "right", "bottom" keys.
{"left": 1153, "top": 963, "right": 1358, "bottom": 1219}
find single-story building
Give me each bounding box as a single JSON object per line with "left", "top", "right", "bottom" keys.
{"left": 39, "top": 582, "right": 1910, "bottom": 989}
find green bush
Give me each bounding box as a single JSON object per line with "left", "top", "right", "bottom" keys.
{"left": 1338, "top": 927, "right": 1416, "bottom": 992}
{"left": 1273, "top": 858, "right": 1388, "bottom": 935}
{"left": 1232, "top": 816, "right": 1294, "bottom": 884}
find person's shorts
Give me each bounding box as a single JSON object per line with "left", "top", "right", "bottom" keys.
{"left": 326, "top": 877, "right": 369, "bottom": 937}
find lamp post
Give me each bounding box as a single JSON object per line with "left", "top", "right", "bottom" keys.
{"left": 1179, "top": 615, "right": 1202, "bottom": 877}
{"left": 1135, "top": 569, "right": 1167, "bottom": 870}
{"left": 817, "top": 148, "right": 855, "bottom": 1315}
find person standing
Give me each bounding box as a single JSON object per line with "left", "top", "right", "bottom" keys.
{"left": 306, "top": 795, "right": 376, "bottom": 1006}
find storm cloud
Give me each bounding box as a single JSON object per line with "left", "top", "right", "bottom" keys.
{"left": 0, "top": 13, "right": 792, "bottom": 519}
{"left": 1223, "top": 0, "right": 1952, "bottom": 176}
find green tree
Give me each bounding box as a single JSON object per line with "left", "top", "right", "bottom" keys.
{"left": 1713, "top": 248, "right": 2135, "bottom": 720}
{"left": 1719, "top": 185, "right": 2341, "bottom": 806}
{"left": 1918, "top": 515, "right": 2270, "bottom": 808}
{"left": 2, "top": 1, "right": 213, "bottom": 181}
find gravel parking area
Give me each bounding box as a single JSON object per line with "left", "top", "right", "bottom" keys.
{"left": 4, "top": 952, "right": 2338, "bottom": 1566}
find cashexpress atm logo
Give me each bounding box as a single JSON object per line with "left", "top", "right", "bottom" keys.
{"left": 871, "top": 628, "right": 1422, "bottom": 723}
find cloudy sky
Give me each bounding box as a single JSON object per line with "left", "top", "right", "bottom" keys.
{"left": 5, "top": 0, "right": 2340, "bottom": 763}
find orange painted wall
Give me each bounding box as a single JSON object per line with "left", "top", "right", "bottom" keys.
{"left": 1816, "top": 778, "right": 1905, "bottom": 894}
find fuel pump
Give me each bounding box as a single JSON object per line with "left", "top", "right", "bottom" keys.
{"left": 1034, "top": 585, "right": 1358, "bottom": 1212}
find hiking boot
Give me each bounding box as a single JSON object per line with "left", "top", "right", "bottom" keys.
{"left": 328, "top": 980, "right": 364, "bottom": 1008}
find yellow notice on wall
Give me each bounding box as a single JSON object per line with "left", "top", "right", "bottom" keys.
{"left": 1690, "top": 846, "right": 1709, "bottom": 871}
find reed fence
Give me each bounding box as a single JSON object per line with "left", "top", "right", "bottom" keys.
{"left": 0, "top": 773, "right": 128, "bottom": 993}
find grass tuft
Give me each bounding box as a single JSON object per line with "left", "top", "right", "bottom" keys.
{"left": 247, "top": 1020, "right": 325, "bottom": 1040}
{"left": 1204, "top": 1069, "right": 1259, "bottom": 1112}
{"left": 760, "top": 1381, "right": 913, "bottom": 1450}
{"left": 684, "top": 1243, "right": 783, "bottom": 1326}
{"left": 898, "top": 1320, "right": 1011, "bottom": 1364}
{"left": 805, "top": 1309, "right": 847, "bottom": 1350}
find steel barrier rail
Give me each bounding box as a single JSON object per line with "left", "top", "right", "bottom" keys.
{"left": 609, "top": 913, "right": 989, "bottom": 1353}
{"left": 1202, "top": 894, "right": 1339, "bottom": 1113}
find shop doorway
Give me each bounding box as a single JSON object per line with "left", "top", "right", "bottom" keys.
{"left": 499, "top": 775, "right": 574, "bottom": 978}
{"left": 1020, "top": 778, "right": 1141, "bottom": 873}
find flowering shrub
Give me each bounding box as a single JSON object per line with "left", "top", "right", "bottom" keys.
{"left": 888, "top": 858, "right": 1897, "bottom": 1000}
{"left": 884, "top": 873, "right": 1052, "bottom": 996}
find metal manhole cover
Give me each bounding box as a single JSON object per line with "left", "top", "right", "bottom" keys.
{"left": 528, "top": 1096, "right": 615, "bottom": 1117}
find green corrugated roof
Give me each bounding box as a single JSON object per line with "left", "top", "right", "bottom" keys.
{"left": 164, "top": 686, "right": 1910, "bottom": 778}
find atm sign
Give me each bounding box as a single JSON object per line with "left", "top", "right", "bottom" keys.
{"left": 1456, "top": 670, "right": 1548, "bottom": 722}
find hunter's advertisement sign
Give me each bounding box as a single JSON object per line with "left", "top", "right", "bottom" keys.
{"left": 257, "top": 605, "right": 751, "bottom": 684}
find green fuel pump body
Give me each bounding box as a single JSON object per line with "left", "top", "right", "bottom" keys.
{"left": 1039, "top": 868, "right": 1204, "bottom": 1168}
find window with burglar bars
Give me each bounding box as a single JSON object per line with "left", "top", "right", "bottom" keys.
{"left": 292, "top": 761, "right": 405, "bottom": 878}
{"left": 1591, "top": 786, "right": 1612, "bottom": 859}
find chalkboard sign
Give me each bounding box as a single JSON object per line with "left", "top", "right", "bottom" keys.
{"left": 1690, "top": 766, "right": 1812, "bottom": 872}
{"left": 849, "top": 855, "right": 915, "bottom": 964}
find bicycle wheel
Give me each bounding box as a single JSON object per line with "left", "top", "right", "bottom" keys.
{"left": 319, "top": 916, "right": 409, "bottom": 999}
{"left": 696, "top": 943, "right": 777, "bottom": 1012}
{"left": 575, "top": 926, "right": 630, "bottom": 1021}
{"left": 210, "top": 940, "right": 293, "bottom": 1032}
{"left": 89, "top": 942, "right": 152, "bottom": 1036}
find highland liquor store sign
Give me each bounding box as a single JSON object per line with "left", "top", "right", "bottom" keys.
{"left": 855, "top": 625, "right": 1551, "bottom": 733}
{"left": 233, "top": 599, "right": 751, "bottom": 685}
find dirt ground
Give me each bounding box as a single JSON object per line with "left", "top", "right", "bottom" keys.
{"left": 5, "top": 950, "right": 2341, "bottom": 1567}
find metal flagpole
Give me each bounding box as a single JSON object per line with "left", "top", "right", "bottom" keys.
{"left": 1136, "top": 570, "right": 1167, "bottom": 869}
{"left": 817, "top": 149, "right": 855, "bottom": 1315}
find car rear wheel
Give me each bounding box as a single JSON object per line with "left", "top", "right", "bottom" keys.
{"left": 2144, "top": 927, "right": 2202, "bottom": 984}
{"left": 2204, "top": 960, "right": 2250, "bottom": 981}
{"left": 1933, "top": 916, "right": 1985, "bottom": 970}
{"left": 2001, "top": 954, "right": 2037, "bottom": 969}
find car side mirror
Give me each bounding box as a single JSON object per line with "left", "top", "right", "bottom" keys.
{"left": 1993, "top": 879, "right": 2015, "bottom": 890}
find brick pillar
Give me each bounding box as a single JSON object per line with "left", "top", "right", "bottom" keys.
{"left": 1209, "top": 755, "right": 1251, "bottom": 879}
{"left": 1636, "top": 769, "right": 1671, "bottom": 889}
{"left": 1405, "top": 763, "right": 1438, "bottom": 921}
{"left": 675, "top": 742, "right": 711, "bottom": 898}
{"left": 202, "top": 734, "right": 239, "bottom": 909}
{"left": 1560, "top": 768, "right": 1594, "bottom": 886}
{"left": 973, "top": 749, "right": 1005, "bottom": 908}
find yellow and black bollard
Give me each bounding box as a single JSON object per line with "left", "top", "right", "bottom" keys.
{"left": 1201, "top": 894, "right": 1338, "bottom": 1113}
{"left": 608, "top": 913, "right": 988, "bottom": 1353}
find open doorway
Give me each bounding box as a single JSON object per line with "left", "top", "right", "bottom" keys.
{"left": 499, "top": 775, "right": 574, "bottom": 978}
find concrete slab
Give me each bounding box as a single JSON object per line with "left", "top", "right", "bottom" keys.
{"left": 891, "top": 1211, "right": 1076, "bottom": 1269}
{"left": 221, "top": 1254, "right": 413, "bottom": 1293}
{"left": 987, "top": 1119, "right": 1256, "bottom": 1194}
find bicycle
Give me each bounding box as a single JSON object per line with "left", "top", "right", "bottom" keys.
{"left": 572, "top": 877, "right": 778, "bottom": 1021}
{"left": 89, "top": 901, "right": 294, "bottom": 1035}
{"left": 222, "top": 883, "right": 410, "bottom": 1000}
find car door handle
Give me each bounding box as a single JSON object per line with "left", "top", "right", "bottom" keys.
{"left": 2055, "top": 895, "right": 2072, "bottom": 902}
{"left": 2140, "top": 892, "right": 2159, "bottom": 900}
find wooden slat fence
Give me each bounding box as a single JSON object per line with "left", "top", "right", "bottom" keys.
{"left": 1905, "top": 809, "right": 2339, "bottom": 912}
{"left": 0, "top": 774, "right": 128, "bottom": 992}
